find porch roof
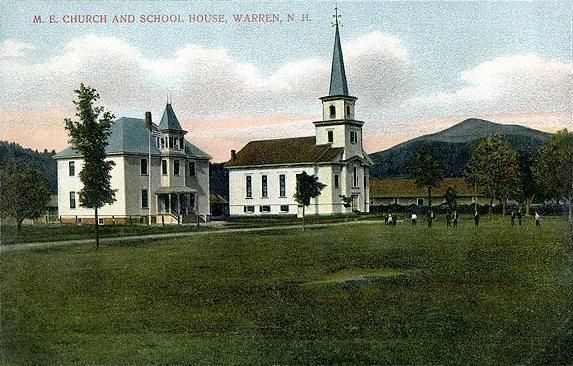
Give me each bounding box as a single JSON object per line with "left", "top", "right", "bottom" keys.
{"left": 155, "top": 186, "right": 197, "bottom": 194}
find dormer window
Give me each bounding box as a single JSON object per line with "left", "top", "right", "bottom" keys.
{"left": 329, "top": 105, "right": 336, "bottom": 119}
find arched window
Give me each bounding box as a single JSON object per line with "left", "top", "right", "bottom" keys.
{"left": 329, "top": 105, "right": 336, "bottom": 118}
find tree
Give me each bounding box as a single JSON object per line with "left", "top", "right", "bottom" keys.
{"left": 294, "top": 172, "right": 326, "bottom": 231}
{"left": 464, "top": 136, "right": 520, "bottom": 217}
{"left": 516, "top": 146, "right": 542, "bottom": 216}
{"left": 1, "top": 165, "right": 50, "bottom": 232}
{"left": 64, "top": 84, "right": 116, "bottom": 248}
{"left": 410, "top": 146, "right": 444, "bottom": 210}
{"left": 533, "top": 129, "right": 573, "bottom": 222}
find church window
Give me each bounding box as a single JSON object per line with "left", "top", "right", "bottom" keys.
{"left": 69, "top": 161, "right": 75, "bottom": 176}
{"left": 327, "top": 130, "right": 334, "bottom": 143}
{"left": 169, "top": 137, "right": 174, "bottom": 149}
{"left": 353, "top": 167, "right": 358, "bottom": 187}
{"left": 329, "top": 105, "right": 336, "bottom": 118}
{"left": 174, "top": 160, "right": 180, "bottom": 175}
{"left": 244, "top": 205, "right": 255, "bottom": 213}
{"left": 69, "top": 191, "right": 76, "bottom": 209}
{"left": 350, "top": 130, "right": 358, "bottom": 144}
{"left": 160, "top": 138, "right": 165, "bottom": 149}
{"left": 261, "top": 175, "right": 268, "bottom": 197}
{"left": 188, "top": 162, "right": 195, "bottom": 176}
{"left": 246, "top": 176, "right": 252, "bottom": 198}
{"left": 279, "top": 174, "right": 286, "bottom": 197}
{"left": 161, "top": 160, "right": 167, "bottom": 175}
{"left": 140, "top": 158, "right": 148, "bottom": 175}
{"left": 334, "top": 174, "right": 339, "bottom": 188}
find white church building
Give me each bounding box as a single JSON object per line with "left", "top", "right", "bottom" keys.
{"left": 225, "top": 17, "right": 372, "bottom": 216}
{"left": 54, "top": 103, "right": 211, "bottom": 224}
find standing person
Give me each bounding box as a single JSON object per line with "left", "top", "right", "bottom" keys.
{"left": 474, "top": 211, "right": 480, "bottom": 227}
{"left": 411, "top": 213, "right": 417, "bottom": 226}
{"left": 446, "top": 211, "right": 452, "bottom": 228}
{"left": 384, "top": 213, "right": 389, "bottom": 225}
{"left": 392, "top": 213, "right": 397, "bottom": 227}
{"left": 511, "top": 211, "right": 515, "bottom": 225}
{"left": 388, "top": 214, "right": 393, "bottom": 226}
{"left": 453, "top": 210, "right": 458, "bottom": 228}
{"left": 517, "top": 209, "right": 523, "bottom": 226}
{"left": 535, "top": 211, "right": 542, "bottom": 227}
{"left": 427, "top": 210, "right": 433, "bottom": 228}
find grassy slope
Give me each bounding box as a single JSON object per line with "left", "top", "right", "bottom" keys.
{"left": 1, "top": 219, "right": 571, "bottom": 365}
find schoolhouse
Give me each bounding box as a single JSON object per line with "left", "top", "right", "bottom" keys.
{"left": 225, "top": 16, "right": 372, "bottom": 216}
{"left": 54, "top": 103, "right": 211, "bottom": 224}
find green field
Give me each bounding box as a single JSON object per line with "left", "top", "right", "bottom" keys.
{"left": 1, "top": 219, "right": 572, "bottom": 364}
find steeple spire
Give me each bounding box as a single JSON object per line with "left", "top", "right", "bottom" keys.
{"left": 329, "top": 6, "right": 349, "bottom": 96}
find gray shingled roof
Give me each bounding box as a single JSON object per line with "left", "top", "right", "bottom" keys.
{"left": 158, "top": 103, "right": 184, "bottom": 131}
{"left": 224, "top": 136, "right": 343, "bottom": 168}
{"left": 54, "top": 117, "right": 210, "bottom": 159}
{"left": 329, "top": 23, "right": 349, "bottom": 97}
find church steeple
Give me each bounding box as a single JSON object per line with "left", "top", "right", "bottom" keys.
{"left": 329, "top": 7, "right": 349, "bottom": 96}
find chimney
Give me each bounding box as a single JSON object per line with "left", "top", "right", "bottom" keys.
{"left": 144, "top": 111, "right": 152, "bottom": 129}
{"left": 231, "top": 149, "right": 237, "bottom": 161}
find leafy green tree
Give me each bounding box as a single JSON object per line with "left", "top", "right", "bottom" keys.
{"left": 64, "top": 84, "right": 116, "bottom": 248}
{"left": 516, "top": 146, "right": 542, "bottom": 216}
{"left": 1, "top": 165, "right": 50, "bottom": 232}
{"left": 464, "top": 136, "right": 520, "bottom": 217}
{"left": 294, "top": 172, "right": 326, "bottom": 231}
{"left": 533, "top": 129, "right": 573, "bottom": 222}
{"left": 410, "top": 146, "right": 444, "bottom": 210}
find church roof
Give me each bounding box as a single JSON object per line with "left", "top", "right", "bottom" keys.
{"left": 54, "top": 117, "right": 210, "bottom": 159}
{"left": 158, "top": 103, "right": 184, "bottom": 132}
{"left": 224, "top": 136, "right": 343, "bottom": 168}
{"left": 328, "top": 23, "right": 349, "bottom": 97}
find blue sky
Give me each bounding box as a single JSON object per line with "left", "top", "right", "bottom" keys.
{"left": 1, "top": 1, "right": 571, "bottom": 161}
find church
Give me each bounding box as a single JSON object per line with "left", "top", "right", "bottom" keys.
{"left": 225, "top": 15, "right": 372, "bottom": 216}
{"left": 54, "top": 103, "right": 211, "bottom": 224}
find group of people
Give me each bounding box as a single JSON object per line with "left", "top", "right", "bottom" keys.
{"left": 382, "top": 209, "right": 543, "bottom": 227}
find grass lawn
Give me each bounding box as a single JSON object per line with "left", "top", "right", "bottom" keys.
{"left": 1, "top": 218, "right": 572, "bottom": 364}
{"left": 0, "top": 222, "right": 212, "bottom": 245}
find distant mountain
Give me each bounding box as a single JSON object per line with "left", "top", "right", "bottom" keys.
{"left": 0, "top": 141, "right": 58, "bottom": 192}
{"left": 369, "top": 118, "right": 551, "bottom": 178}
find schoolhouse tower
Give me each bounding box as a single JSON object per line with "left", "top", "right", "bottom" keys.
{"left": 158, "top": 102, "right": 187, "bottom": 187}
{"left": 314, "top": 8, "right": 364, "bottom": 160}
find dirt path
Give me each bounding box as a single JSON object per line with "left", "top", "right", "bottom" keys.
{"left": 0, "top": 220, "right": 382, "bottom": 254}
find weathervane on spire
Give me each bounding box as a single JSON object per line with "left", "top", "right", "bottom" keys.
{"left": 332, "top": 3, "right": 342, "bottom": 27}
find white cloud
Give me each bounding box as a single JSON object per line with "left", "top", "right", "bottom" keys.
{"left": 407, "top": 54, "right": 573, "bottom": 118}
{"left": 0, "top": 32, "right": 414, "bottom": 118}
{"left": 0, "top": 40, "right": 34, "bottom": 58}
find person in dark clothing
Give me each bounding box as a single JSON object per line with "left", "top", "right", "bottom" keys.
{"left": 517, "top": 210, "right": 522, "bottom": 226}
{"left": 511, "top": 211, "right": 515, "bottom": 225}
{"left": 427, "top": 210, "right": 433, "bottom": 228}
{"left": 392, "top": 214, "right": 397, "bottom": 227}
{"left": 384, "top": 214, "right": 389, "bottom": 225}
{"left": 446, "top": 212, "right": 452, "bottom": 228}
{"left": 474, "top": 211, "right": 480, "bottom": 227}
{"left": 535, "top": 212, "right": 542, "bottom": 227}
